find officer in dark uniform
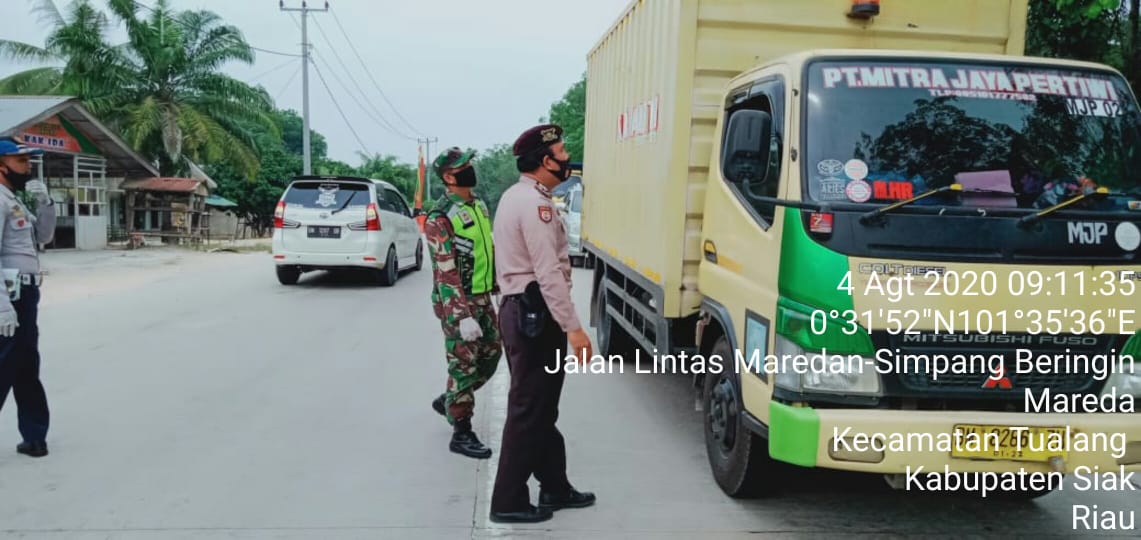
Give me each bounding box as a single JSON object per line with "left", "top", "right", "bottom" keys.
{"left": 488, "top": 124, "right": 596, "bottom": 523}
{"left": 0, "top": 136, "right": 56, "bottom": 458}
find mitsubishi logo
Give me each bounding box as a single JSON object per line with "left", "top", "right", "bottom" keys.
{"left": 319, "top": 212, "right": 329, "bottom": 219}
{"left": 982, "top": 364, "right": 1013, "bottom": 389}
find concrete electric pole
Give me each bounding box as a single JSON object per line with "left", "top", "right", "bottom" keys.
{"left": 280, "top": 1, "right": 329, "bottom": 175}
{"left": 419, "top": 136, "right": 438, "bottom": 200}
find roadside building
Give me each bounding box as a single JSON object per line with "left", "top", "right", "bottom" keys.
{"left": 0, "top": 95, "right": 160, "bottom": 249}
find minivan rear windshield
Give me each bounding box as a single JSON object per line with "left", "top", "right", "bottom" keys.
{"left": 284, "top": 181, "right": 370, "bottom": 209}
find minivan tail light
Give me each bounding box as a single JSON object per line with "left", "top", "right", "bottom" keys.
{"left": 366, "top": 203, "right": 381, "bottom": 230}
{"left": 274, "top": 200, "right": 285, "bottom": 228}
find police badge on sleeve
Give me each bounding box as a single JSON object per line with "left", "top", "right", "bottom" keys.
{"left": 538, "top": 206, "right": 553, "bottom": 223}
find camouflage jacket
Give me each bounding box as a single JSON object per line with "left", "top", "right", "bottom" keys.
{"left": 426, "top": 191, "right": 497, "bottom": 323}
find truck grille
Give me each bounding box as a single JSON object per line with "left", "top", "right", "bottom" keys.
{"left": 899, "top": 369, "right": 1091, "bottom": 392}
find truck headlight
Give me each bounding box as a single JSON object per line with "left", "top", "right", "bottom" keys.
{"left": 772, "top": 335, "right": 881, "bottom": 396}
{"left": 1101, "top": 361, "right": 1141, "bottom": 398}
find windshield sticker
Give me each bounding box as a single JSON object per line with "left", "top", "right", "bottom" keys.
{"left": 1129, "top": 201, "right": 1141, "bottom": 211}
{"left": 817, "top": 177, "right": 849, "bottom": 200}
{"left": 1066, "top": 98, "right": 1123, "bottom": 118}
{"left": 845, "top": 180, "right": 872, "bottom": 202}
{"left": 315, "top": 186, "right": 339, "bottom": 207}
{"left": 817, "top": 159, "right": 844, "bottom": 176}
{"left": 844, "top": 159, "right": 869, "bottom": 181}
{"left": 822, "top": 66, "right": 1121, "bottom": 102}
{"left": 1116, "top": 222, "right": 1141, "bottom": 251}
{"left": 872, "top": 180, "right": 915, "bottom": 200}
{"left": 1067, "top": 222, "right": 1109, "bottom": 245}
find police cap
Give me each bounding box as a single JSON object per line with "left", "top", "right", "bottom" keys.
{"left": 512, "top": 124, "right": 563, "bottom": 157}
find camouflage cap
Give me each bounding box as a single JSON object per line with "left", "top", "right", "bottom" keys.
{"left": 433, "top": 147, "right": 476, "bottom": 179}
{"left": 512, "top": 124, "right": 563, "bottom": 157}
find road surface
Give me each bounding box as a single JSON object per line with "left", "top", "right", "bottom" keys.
{"left": 0, "top": 247, "right": 1135, "bottom": 538}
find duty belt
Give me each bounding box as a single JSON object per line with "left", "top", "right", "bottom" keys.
{"left": 20, "top": 273, "right": 43, "bottom": 287}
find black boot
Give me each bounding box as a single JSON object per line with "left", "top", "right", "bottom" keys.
{"left": 450, "top": 422, "right": 492, "bottom": 459}
{"left": 539, "top": 489, "right": 596, "bottom": 510}
{"left": 431, "top": 393, "right": 446, "bottom": 417}
{"left": 16, "top": 441, "right": 48, "bottom": 458}
{"left": 489, "top": 505, "right": 554, "bottom": 523}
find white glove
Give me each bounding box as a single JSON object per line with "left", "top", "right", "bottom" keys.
{"left": 458, "top": 317, "right": 483, "bottom": 341}
{"left": 0, "top": 304, "right": 18, "bottom": 338}
{"left": 25, "top": 180, "right": 50, "bottom": 205}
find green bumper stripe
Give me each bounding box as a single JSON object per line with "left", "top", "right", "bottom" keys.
{"left": 768, "top": 401, "right": 819, "bottom": 467}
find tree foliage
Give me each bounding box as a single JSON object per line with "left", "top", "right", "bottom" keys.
{"left": 547, "top": 73, "right": 586, "bottom": 162}
{"left": 0, "top": 0, "right": 277, "bottom": 179}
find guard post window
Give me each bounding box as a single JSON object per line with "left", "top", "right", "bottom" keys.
{"left": 720, "top": 78, "right": 785, "bottom": 226}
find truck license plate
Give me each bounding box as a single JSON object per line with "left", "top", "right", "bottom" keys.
{"left": 307, "top": 226, "right": 341, "bottom": 239}
{"left": 951, "top": 424, "right": 1068, "bottom": 463}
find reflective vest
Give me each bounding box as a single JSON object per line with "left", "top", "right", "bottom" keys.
{"left": 431, "top": 194, "right": 495, "bottom": 295}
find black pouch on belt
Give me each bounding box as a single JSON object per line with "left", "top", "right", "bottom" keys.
{"left": 518, "top": 281, "right": 549, "bottom": 338}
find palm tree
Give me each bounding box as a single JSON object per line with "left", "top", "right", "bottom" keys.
{"left": 0, "top": 0, "right": 278, "bottom": 179}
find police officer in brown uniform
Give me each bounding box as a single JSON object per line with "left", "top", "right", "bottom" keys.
{"left": 489, "top": 124, "right": 596, "bottom": 523}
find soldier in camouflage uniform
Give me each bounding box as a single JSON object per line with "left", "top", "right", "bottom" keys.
{"left": 426, "top": 147, "right": 502, "bottom": 459}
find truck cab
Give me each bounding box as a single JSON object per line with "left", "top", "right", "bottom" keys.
{"left": 582, "top": 0, "right": 1141, "bottom": 499}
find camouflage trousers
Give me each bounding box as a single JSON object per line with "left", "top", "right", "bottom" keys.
{"left": 440, "top": 293, "right": 502, "bottom": 424}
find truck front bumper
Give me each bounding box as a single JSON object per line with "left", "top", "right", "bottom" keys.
{"left": 768, "top": 402, "right": 1141, "bottom": 474}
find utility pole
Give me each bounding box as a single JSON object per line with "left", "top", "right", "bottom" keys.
{"left": 418, "top": 136, "right": 438, "bottom": 200}
{"left": 280, "top": 1, "right": 329, "bottom": 175}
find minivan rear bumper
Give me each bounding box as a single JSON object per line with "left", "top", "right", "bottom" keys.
{"left": 273, "top": 251, "right": 387, "bottom": 270}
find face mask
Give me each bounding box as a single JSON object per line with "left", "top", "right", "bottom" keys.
{"left": 1, "top": 167, "right": 31, "bottom": 191}
{"left": 545, "top": 155, "right": 572, "bottom": 182}
{"left": 453, "top": 166, "right": 478, "bottom": 187}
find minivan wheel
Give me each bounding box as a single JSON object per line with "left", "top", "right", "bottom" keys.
{"left": 276, "top": 266, "right": 300, "bottom": 285}
{"left": 378, "top": 246, "right": 398, "bottom": 286}
{"left": 413, "top": 240, "right": 424, "bottom": 271}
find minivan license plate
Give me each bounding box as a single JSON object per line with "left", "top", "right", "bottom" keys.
{"left": 307, "top": 226, "right": 341, "bottom": 239}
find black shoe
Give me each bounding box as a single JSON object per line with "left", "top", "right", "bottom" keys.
{"left": 449, "top": 430, "right": 492, "bottom": 459}
{"left": 432, "top": 393, "right": 446, "bottom": 417}
{"left": 16, "top": 441, "right": 48, "bottom": 458}
{"left": 539, "top": 489, "right": 595, "bottom": 510}
{"left": 489, "top": 505, "right": 553, "bottom": 523}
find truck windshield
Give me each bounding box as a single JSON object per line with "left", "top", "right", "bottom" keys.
{"left": 803, "top": 60, "right": 1141, "bottom": 214}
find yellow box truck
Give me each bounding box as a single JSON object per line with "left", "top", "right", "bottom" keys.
{"left": 582, "top": 0, "right": 1141, "bottom": 499}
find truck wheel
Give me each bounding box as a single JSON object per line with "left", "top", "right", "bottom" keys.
{"left": 596, "top": 280, "right": 638, "bottom": 359}
{"left": 704, "top": 335, "right": 774, "bottom": 497}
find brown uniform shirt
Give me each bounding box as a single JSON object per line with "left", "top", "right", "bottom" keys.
{"left": 493, "top": 174, "right": 581, "bottom": 333}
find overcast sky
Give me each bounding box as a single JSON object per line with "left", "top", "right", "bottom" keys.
{"left": 1, "top": 0, "right": 629, "bottom": 167}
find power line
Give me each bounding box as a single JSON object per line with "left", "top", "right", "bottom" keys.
{"left": 310, "top": 59, "right": 370, "bottom": 157}
{"left": 310, "top": 18, "right": 416, "bottom": 141}
{"left": 250, "top": 57, "right": 298, "bottom": 83}
{"left": 328, "top": 7, "right": 425, "bottom": 137}
{"left": 130, "top": 1, "right": 300, "bottom": 58}
{"left": 274, "top": 65, "right": 302, "bottom": 101}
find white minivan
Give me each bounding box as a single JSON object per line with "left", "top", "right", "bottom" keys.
{"left": 272, "top": 176, "right": 423, "bottom": 286}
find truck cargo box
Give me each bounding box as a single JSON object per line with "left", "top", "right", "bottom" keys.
{"left": 582, "top": 0, "right": 1030, "bottom": 318}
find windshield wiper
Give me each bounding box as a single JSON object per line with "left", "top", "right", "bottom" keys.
{"left": 330, "top": 193, "right": 359, "bottom": 215}
{"left": 859, "top": 183, "right": 962, "bottom": 224}
{"left": 1018, "top": 187, "right": 1109, "bottom": 227}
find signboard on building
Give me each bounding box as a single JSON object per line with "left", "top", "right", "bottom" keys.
{"left": 20, "top": 115, "right": 98, "bottom": 154}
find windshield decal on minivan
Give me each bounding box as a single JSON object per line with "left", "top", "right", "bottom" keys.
{"left": 821, "top": 66, "right": 1119, "bottom": 102}
{"left": 316, "top": 186, "right": 339, "bottom": 207}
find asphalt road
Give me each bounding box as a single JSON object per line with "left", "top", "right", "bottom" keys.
{"left": 0, "top": 248, "right": 1136, "bottom": 539}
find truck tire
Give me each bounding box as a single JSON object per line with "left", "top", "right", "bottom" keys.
{"left": 596, "top": 280, "right": 638, "bottom": 360}
{"left": 704, "top": 335, "right": 774, "bottom": 497}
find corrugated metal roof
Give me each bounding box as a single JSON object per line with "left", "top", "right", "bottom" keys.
{"left": 0, "top": 96, "right": 72, "bottom": 134}
{"left": 121, "top": 177, "right": 203, "bottom": 192}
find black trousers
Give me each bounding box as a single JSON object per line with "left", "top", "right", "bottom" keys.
{"left": 490, "top": 297, "right": 573, "bottom": 513}
{"left": 0, "top": 285, "right": 48, "bottom": 444}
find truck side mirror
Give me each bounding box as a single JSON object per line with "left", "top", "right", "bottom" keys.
{"left": 721, "top": 109, "right": 772, "bottom": 188}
